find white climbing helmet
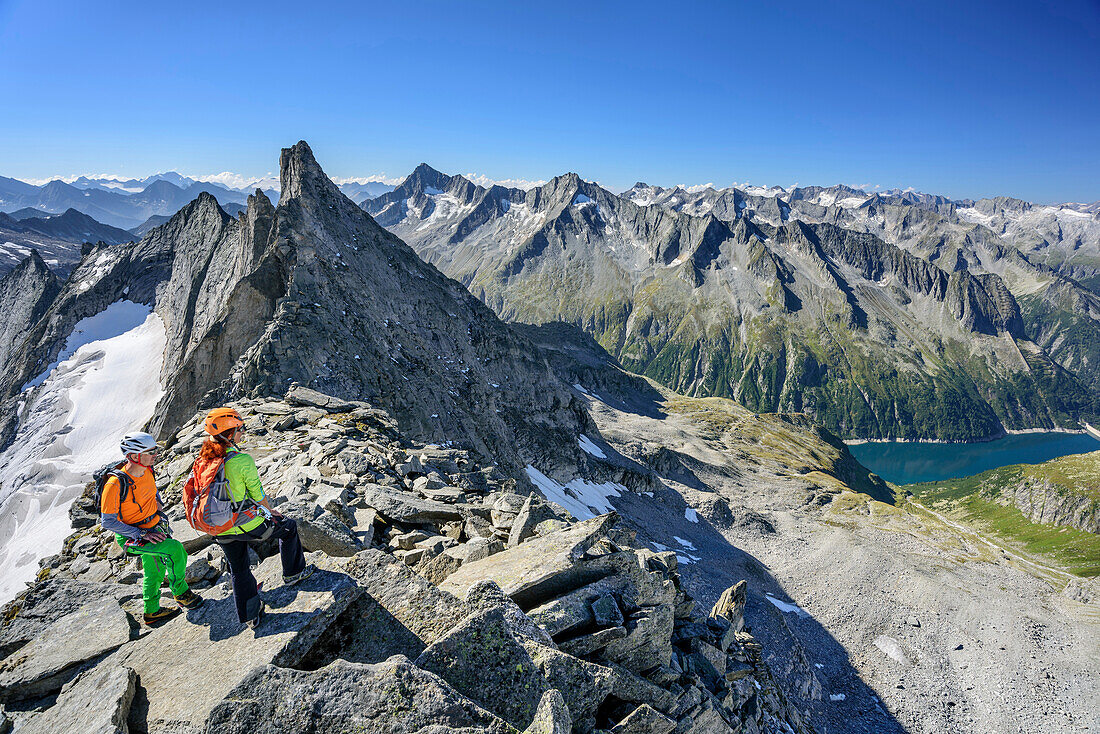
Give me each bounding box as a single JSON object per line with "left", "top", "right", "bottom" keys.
{"left": 119, "top": 432, "right": 158, "bottom": 457}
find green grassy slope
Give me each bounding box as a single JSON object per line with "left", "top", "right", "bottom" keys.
{"left": 903, "top": 451, "right": 1100, "bottom": 576}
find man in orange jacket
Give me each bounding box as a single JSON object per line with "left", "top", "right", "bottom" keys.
{"left": 101, "top": 431, "right": 204, "bottom": 625}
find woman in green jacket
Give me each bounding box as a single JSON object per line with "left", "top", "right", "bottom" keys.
{"left": 197, "top": 407, "right": 315, "bottom": 629}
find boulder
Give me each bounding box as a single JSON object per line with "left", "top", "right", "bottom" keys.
{"left": 396, "top": 454, "right": 424, "bottom": 476}
{"left": 359, "top": 483, "right": 464, "bottom": 523}
{"left": 285, "top": 386, "right": 357, "bottom": 412}
{"left": 524, "top": 689, "right": 572, "bottom": 734}
{"left": 450, "top": 537, "right": 494, "bottom": 564}
{"left": 298, "top": 549, "right": 470, "bottom": 669}
{"left": 417, "top": 550, "right": 464, "bottom": 585}
{"left": 392, "top": 530, "right": 430, "bottom": 550}
{"left": 535, "top": 519, "right": 569, "bottom": 536}
{"left": 313, "top": 486, "right": 357, "bottom": 527}
{"left": 415, "top": 608, "right": 549, "bottom": 729}
{"left": 103, "top": 553, "right": 361, "bottom": 733}
{"left": 206, "top": 657, "right": 514, "bottom": 734}
{"left": 610, "top": 704, "right": 676, "bottom": 734}
{"left": 0, "top": 581, "right": 137, "bottom": 658}
{"left": 185, "top": 557, "right": 218, "bottom": 585}
{"left": 463, "top": 581, "right": 554, "bottom": 647}
{"left": 520, "top": 640, "right": 614, "bottom": 728}
{"left": 465, "top": 515, "right": 496, "bottom": 539}
{"left": 334, "top": 448, "right": 373, "bottom": 476}
{"left": 440, "top": 514, "right": 620, "bottom": 608}
{"left": 508, "top": 495, "right": 561, "bottom": 547}
{"left": 0, "top": 596, "right": 132, "bottom": 702}
{"left": 709, "top": 581, "right": 746, "bottom": 633}
{"left": 593, "top": 593, "right": 624, "bottom": 628}
{"left": 420, "top": 485, "right": 466, "bottom": 503}
{"left": 18, "top": 664, "right": 136, "bottom": 734}
{"left": 603, "top": 604, "right": 675, "bottom": 674}
{"left": 282, "top": 505, "right": 361, "bottom": 557}
{"left": 603, "top": 660, "right": 678, "bottom": 713}
{"left": 557, "top": 626, "right": 628, "bottom": 657}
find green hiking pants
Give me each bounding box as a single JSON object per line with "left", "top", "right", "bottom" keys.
{"left": 115, "top": 534, "right": 190, "bottom": 614}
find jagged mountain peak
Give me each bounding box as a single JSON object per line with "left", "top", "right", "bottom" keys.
{"left": 13, "top": 248, "right": 53, "bottom": 277}
{"left": 140, "top": 178, "right": 184, "bottom": 196}
{"left": 279, "top": 140, "right": 339, "bottom": 205}
{"left": 0, "top": 249, "right": 62, "bottom": 387}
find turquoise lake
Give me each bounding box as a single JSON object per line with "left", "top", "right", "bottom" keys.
{"left": 846, "top": 432, "right": 1100, "bottom": 486}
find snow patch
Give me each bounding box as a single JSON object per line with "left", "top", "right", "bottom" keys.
{"left": 685, "top": 507, "right": 699, "bottom": 523}
{"left": 573, "top": 193, "right": 593, "bottom": 205}
{"left": 765, "top": 593, "right": 811, "bottom": 618}
{"left": 873, "top": 635, "right": 912, "bottom": 666}
{"left": 0, "top": 308, "right": 166, "bottom": 603}
{"left": 830, "top": 694, "right": 846, "bottom": 702}
{"left": 578, "top": 434, "right": 606, "bottom": 459}
{"left": 673, "top": 535, "right": 697, "bottom": 550}
{"left": 24, "top": 301, "right": 153, "bottom": 390}
{"left": 525, "top": 465, "right": 623, "bottom": 520}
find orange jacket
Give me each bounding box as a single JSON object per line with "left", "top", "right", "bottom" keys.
{"left": 100, "top": 469, "right": 161, "bottom": 530}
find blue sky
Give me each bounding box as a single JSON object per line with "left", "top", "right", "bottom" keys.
{"left": 1, "top": 0, "right": 1097, "bottom": 202}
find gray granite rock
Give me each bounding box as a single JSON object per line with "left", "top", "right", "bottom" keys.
{"left": 415, "top": 608, "right": 549, "bottom": 729}
{"left": 523, "top": 689, "right": 572, "bottom": 734}
{"left": 206, "top": 657, "right": 515, "bottom": 733}
{"left": 0, "top": 581, "right": 137, "bottom": 659}
{"left": 521, "top": 640, "right": 614, "bottom": 728}
{"left": 103, "top": 553, "right": 361, "bottom": 733}
{"left": 508, "top": 495, "right": 561, "bottom": 547}
{"left": 0, "top": 596, "right": 132, "bottom": 702}
{"left": 281, "top": 504, "right": 361, "bottom": 557}
{"left": 440, "top": 514, "right": 619, "bottom": 608}
{"left": 18, "top": 664, "right": 136, "bottom": 734}
{"left": 360, "top": 483, "right": 465, "bottom": 523}
{"left": 610, "top": 704, "right": 676, "bottom": 734}
{"left": 285, "top": 385, "right": 358, "bottom": 412}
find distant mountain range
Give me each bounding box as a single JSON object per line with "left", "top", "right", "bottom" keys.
{"left": 362, "top": 164, "right": 1100, "bottom": 442}
{"left": 4, "top": 160, "right": 1098, "bottom": 441}
{"left": 0, "top": 172, "right": 395, "bottom": 274}
{"left": 0, "top": 172, "right": 395, "bottom": 230}
{"left": 0, "top": 208, "right": 133, "bottom": 275}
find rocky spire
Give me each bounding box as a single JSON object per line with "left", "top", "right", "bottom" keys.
{"left": 0, "top": 250, "right": 61, "bottom": 380}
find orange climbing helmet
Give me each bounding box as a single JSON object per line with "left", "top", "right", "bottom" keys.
{"left": 204, "top": 407, "right": 244, "bottom": 436}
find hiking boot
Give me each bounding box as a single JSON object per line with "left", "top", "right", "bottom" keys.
{"left": 143, "top": 607, "right": 180, "bottom": 627}
{"left": 283, "top": 564, "right": 316, "bottom": 586}
{"left": 245, "top": 601, "right": 266, "bottom": 631}
{"left": 174, "top": 590, "right": 204, "bottom": 610}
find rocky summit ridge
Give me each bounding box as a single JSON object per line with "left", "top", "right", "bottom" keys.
{"left": 1, "top": 389, "right": 808, "bottom": 734}
{"left": 0, "top": 142, "right": 592, "bottom": 476}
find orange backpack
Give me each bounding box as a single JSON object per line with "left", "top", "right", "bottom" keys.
{"left": 182, "top": 451, "right": 261, "bottom": 535}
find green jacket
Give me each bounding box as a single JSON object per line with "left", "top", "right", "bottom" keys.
{"left": 218, "top": 450, "right": 267, "bottom": 536}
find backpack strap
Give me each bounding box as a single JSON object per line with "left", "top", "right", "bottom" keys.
{"left": 108, "top": 469, "right": 134, "bottom": 505}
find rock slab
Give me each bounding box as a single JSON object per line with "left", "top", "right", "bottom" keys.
{"left": 206, "top": 657, "right": 515, "bottom": 733}
{"left": 0, "top": 596, "right": 131, "bottom": 702}
{"left": 18, "top": 664, "right": 136, "bottom": 734}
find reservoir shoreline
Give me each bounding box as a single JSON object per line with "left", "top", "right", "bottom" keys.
{"left": 844, "top": 427, "right": 1087, "bottom": 446}
{"left": 845, "top": 431, "right": 1100, "bottom": 486}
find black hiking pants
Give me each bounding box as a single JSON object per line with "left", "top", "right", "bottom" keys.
{"left": 217, "top": 517, "right": 306, "bottom": 623}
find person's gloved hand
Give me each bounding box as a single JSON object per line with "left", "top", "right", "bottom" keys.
{"left": 155, "top": 518, "right": 172, "bottom": 537}
{"left": 143, "top": 530, "right": 167, "bottom": 544}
